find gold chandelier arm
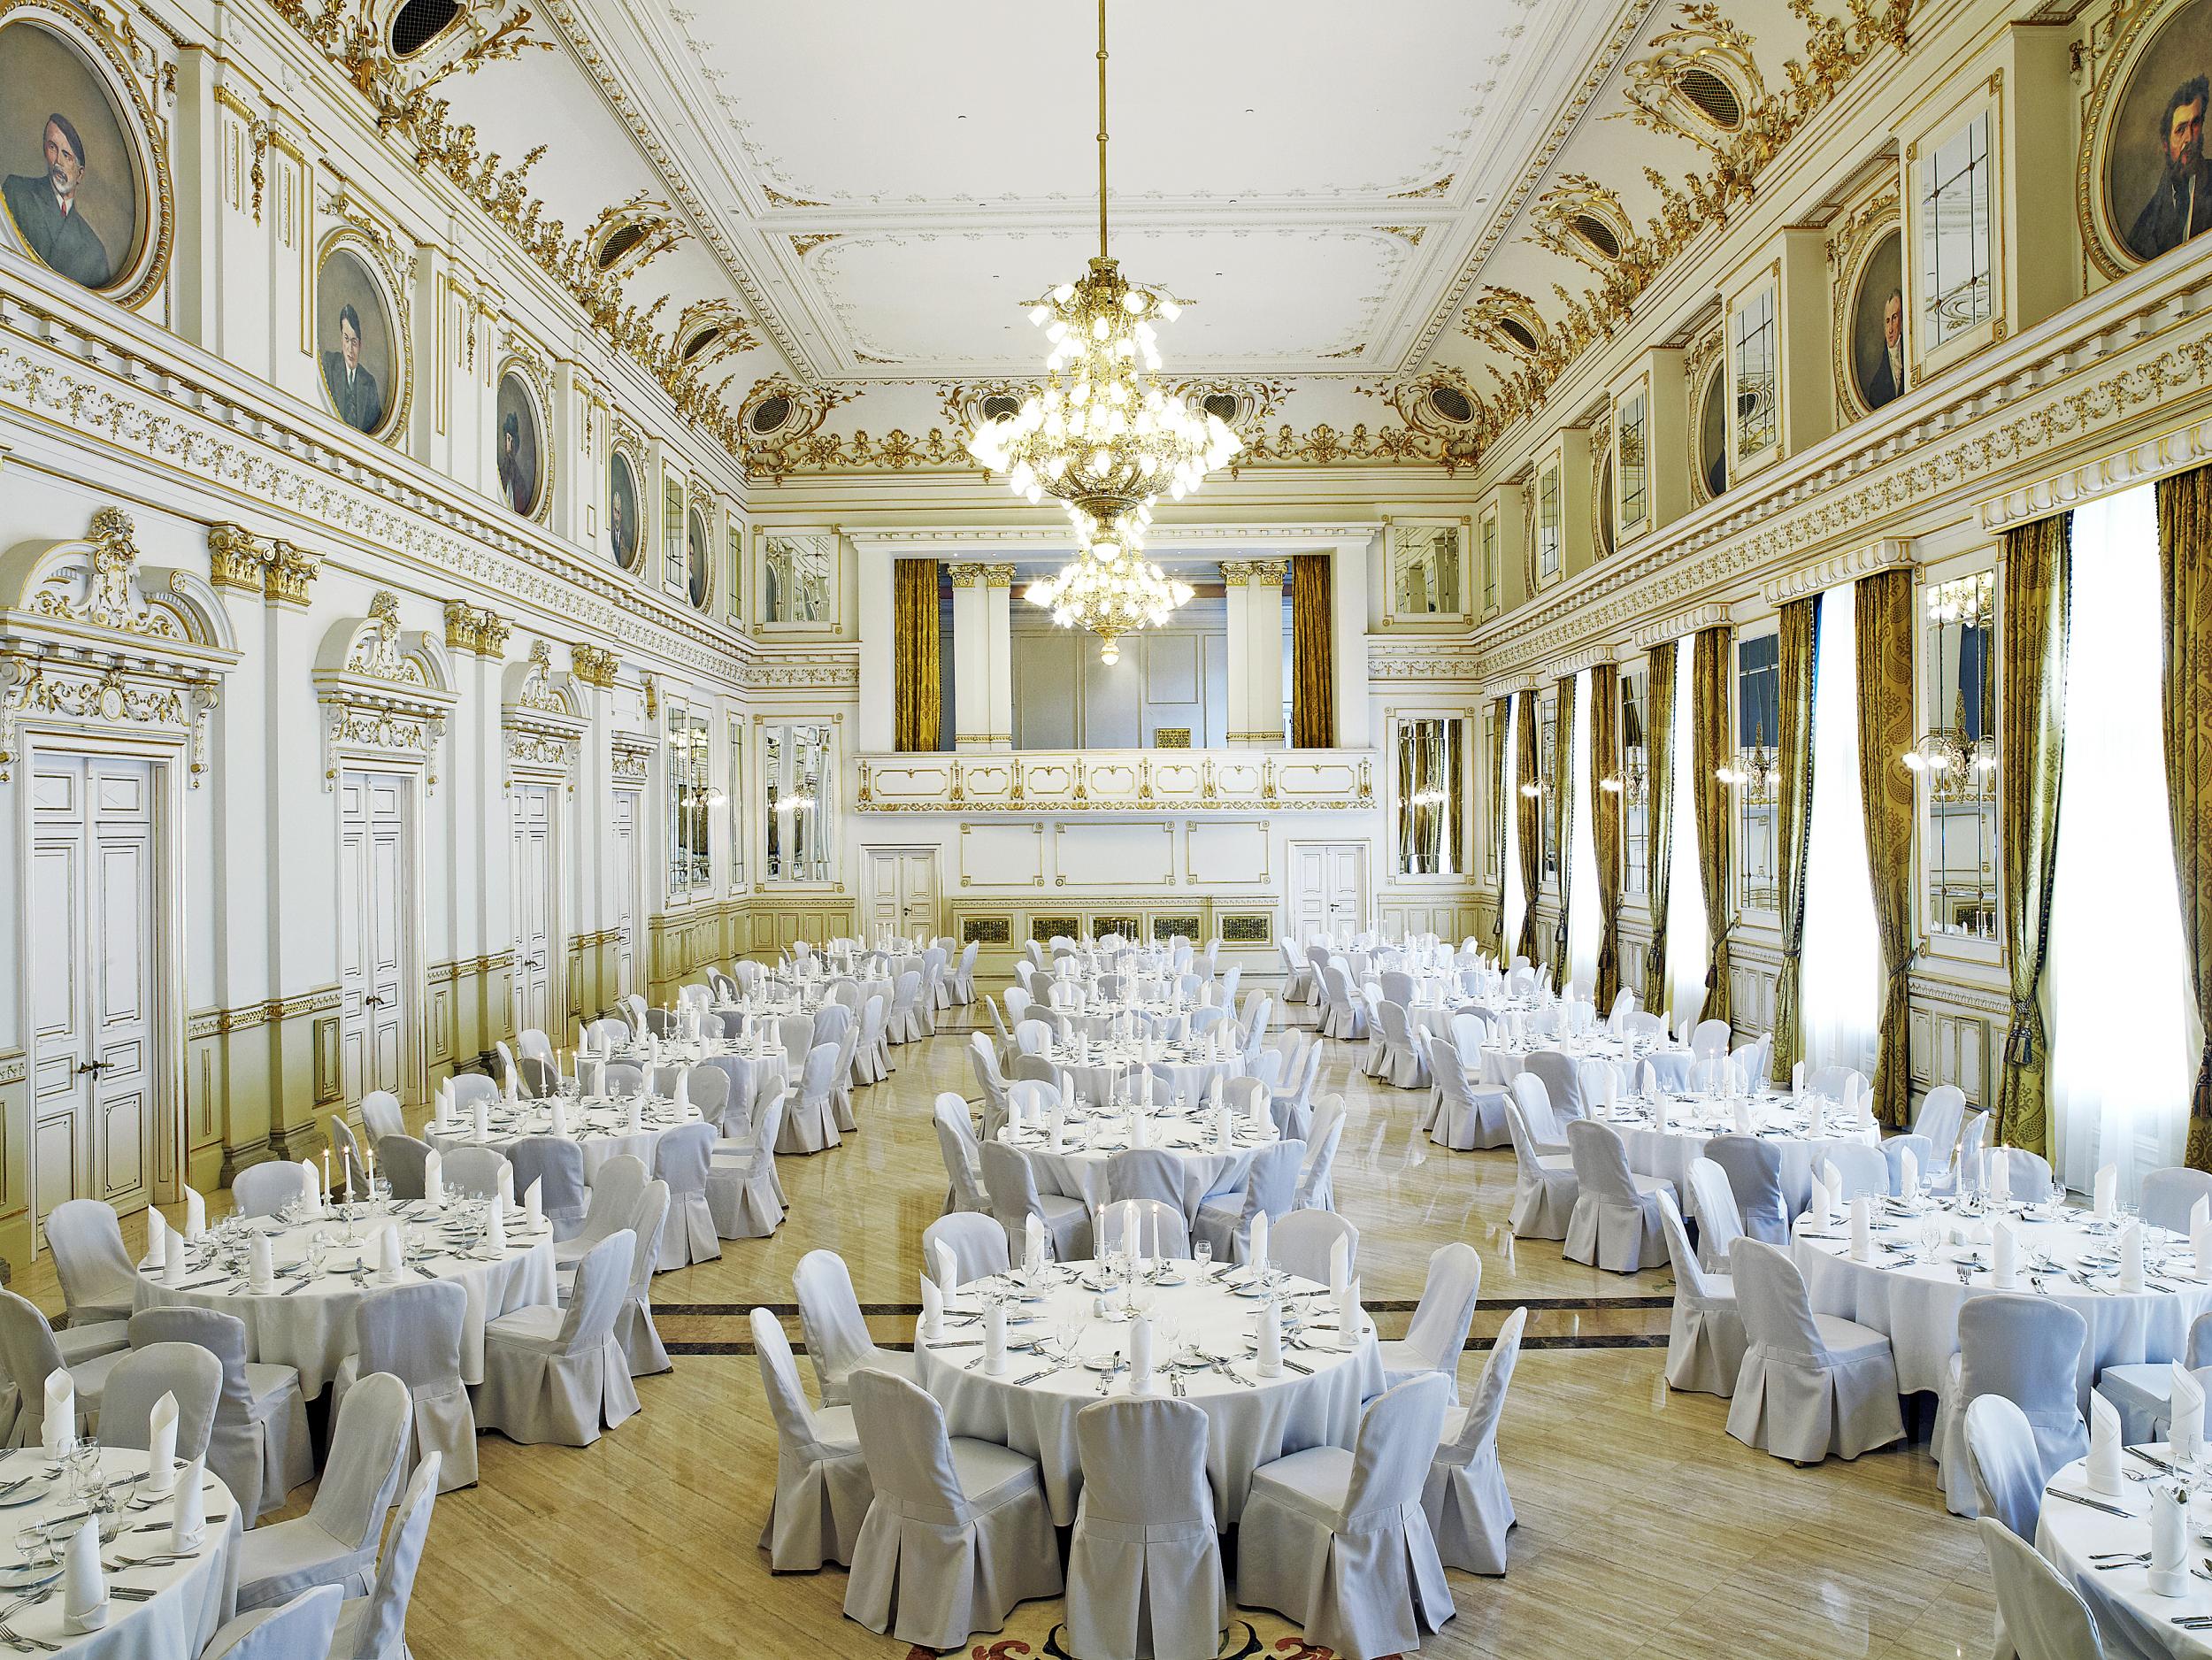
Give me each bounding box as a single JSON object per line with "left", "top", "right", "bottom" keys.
{"left": 1097, "top": 0, "right": 1110, "bottom": 262}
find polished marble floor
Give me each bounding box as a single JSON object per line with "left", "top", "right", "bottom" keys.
{"left": 17, "top": 1009, "right": 1998, "bottom": 1658}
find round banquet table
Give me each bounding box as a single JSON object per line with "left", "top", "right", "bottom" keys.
{"left": 1039, "top": 1042, "right": 1247, "bottom": 1110}
{"left": 0, "top": 1447, "right": 242, "bottom": 1660}
{"left": 598, "top": 1043, "right": 789, "bottom": 1132}
{"left": 1792, "top": 1203, "right": 2212, "bottom": 1410}
{"left": 2038, "top": 1445, "right": 2212, "bottom": 1660}
{"left": 914, "top": 1261, "right": 1384, "bottom": 1526}
{"left": 1586, "top": 1091, "right": 1880, "bottom": 1195}
{"left": 427, "top": 1095, "right": 701, "bottom": 1182}
{"left": 995, "top": 1114, "right": 1273, "bottom": 1211}
{"left": 1479, "top": 1034, "right": 1694, "bottom": 1093}
{"left": 133, "top": 1203, "right": 557, "bottom": 1397}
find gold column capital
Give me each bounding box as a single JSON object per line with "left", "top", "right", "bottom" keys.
{"left": 947, "top": 562, "right": 986, "bottom": 589}
{"left": 572, "top": 642, "right": 620, "bottom": 688}
{"left": 206, "top": 523, "right": 268, "bottom": 594}
{"left": 982, "top": 563, "right": 1018, "bottom": 588}
{"left": 1248, "top": 557, "right": 1289, "bottom": 585}
{"left": 265, "top": 542, "right": 320, "bottom": 607}
{"left": 442, "top": 601, "right": 512, "bottom": 657}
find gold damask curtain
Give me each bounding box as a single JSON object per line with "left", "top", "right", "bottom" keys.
{"left": 1995, "top": 511, "right": 2070, "bottom": 1162}
{"left": 893, "top": 557, "right": 940, "bottom": 753}
{"left": 1490, "top": 694, "right": 1512, "bottom": 956}
{"left": 1592, "top": 661, "right": 1623, "bottom": 1009}
{"left": 1552, "top": 673, "right": 1577, "bottom": 976}
{"left": 1692, "top": 626, "right": 1734, "bottom": 1026}
{"left": 1856, "top": 570, "right": 1917, "bottom": 1129}
{"left": 1645, "top": 639, "right": 1678, "bottom": 1013}
{"left": 1517, "top": 690, "right": 1542, "bottom": 964}
{"left": 1770, "top": 597, "right": 1820, "bottom": 1085}
{"left": 1291, "top": 553, "right": 1336, "bottom": 748}
{"left": 2157, "top": 467, "right": 2212, "bottom": 1167}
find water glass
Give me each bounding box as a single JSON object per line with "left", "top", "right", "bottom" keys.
{"left": 1194, "top": 1241, "right": 1213, "bottom": 1273}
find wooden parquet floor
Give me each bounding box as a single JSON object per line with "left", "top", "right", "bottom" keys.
{"left": 12, "top": 1012, "right": 1999, "bottom": 1658}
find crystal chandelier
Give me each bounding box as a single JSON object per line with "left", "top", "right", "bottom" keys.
{"left": 964, "top": 0, "right": 1239, "bottom": 664}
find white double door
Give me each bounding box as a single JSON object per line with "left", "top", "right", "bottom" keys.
{"left": 1290, "top": 842, "right": 1366, "bottom": 945}
{"left": 338, "top": 771, "right": 409, "bottom": 1105}
{"left": 864, "top": 847, "right": 940, "bottom": 941}
{"left": 29, "top": 754, "right": 159, "bottom": 1226}
{"left": 611, "top": 789, "right": 641, "bottom": 998}
{"left": 511, "top": 782, "right": 560, "bottom": 1039}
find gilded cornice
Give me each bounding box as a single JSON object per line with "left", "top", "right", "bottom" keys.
{"left": 753, "top": 419, "right": 1476, "bottom": 477}
{"left": 1760, "top": 537, "right": 1915, "bottom": 605}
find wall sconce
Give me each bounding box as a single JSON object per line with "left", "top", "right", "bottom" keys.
{"left": 1599, "top": 744, "right": 1649, "bottom": 805}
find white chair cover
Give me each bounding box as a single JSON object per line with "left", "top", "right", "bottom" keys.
{"left": 374, "top": 1135, "right": 429, "bottom": 1202}
{"left": 232, "top": 1161, "right": 312, "bottom": 1218}
{"left": 1423, "top": 1305, "right": 1526, "bottom": 1573}
{"left": 708, "top": 1091, "right": 787, "bottom": 1239}
{"left": 505, "top": 1137, "right": 588, "bottom": 1241}
{"left": 1428, "top": 1036, "right": 1509, "bottom": 1151}
{"left": 1701, "top": 1134, "right": 1793, "bottom": 1243}
{"left": 0, "top": 1289, "right": 117, "bottom": 1447}
{"left": 841, "top": 1368, "right": 1063, "bottom": 1650}
{"left": 615, "top": 1182, "right": 672, "bottom": 1376}
{"left": 127, "top": 1305, "right": 311, "bottom": 1520}
{"left": 1686, "top": 1156, "right": 1747, "bottom": 1275}
{"left": 1065, "top": 1396, "right": 1225, "bottom": 1660}
{"left": 1724, "top": 1239, "right": 1904, "bottom": 1463}
{"left": 651, "top": 1121, "right": 721, "bottom": 1270}
{"left": 200, "top": 1586, "right": 344, "bottom": 1660}
{"left": 1655, "top": 1189, "right": 1745, "bottom": 1396}
{"left": 1690, "top": 1018, "right": 1732, "bottom": 1058}
{"left": 1523, "top": 1049, "right": 1586, "bottom": 1120}
{"left": 1810, "top": 1140, "right": 1890, "bottom": 1202}
{"left": 474, "top": 1232, "right": 638, "bottom": 1446}
{"left": 1563, "top": 1118, "right": 1672, "bottom": 1272}
{"left": 2141, "top": 1166, "right": 2212, "bottom": 1232}
{"left": 1095, "top": 1200, "right": 1191, "bottom": 1261}
{"left": 327, "top": 1452, "right": 441, "bottom": 1660}
{"left": 1271, "top": 1210, "right": 1356, "bottom": 1284}
{"left": 96, "top": 1342, "right": 219, "bottom": 1462}
{"left": 1965, "top": 1393, "right": 2046, "bottom": 1542}
{"left": 42, "top": 1199, "right": 140, "bottom": 1326}
{"left": 2093, "top": 1310, "right": 2212, "bottom": 1443}
{"left": 1237, "top": 1373, "right": 1456, "bottom": 1660}
{"left": 1978, "top": 1516, "right": 2108, "bottom": 1660}
{"left": 1375, "top": 1002, "right": 1426, "bottom": 1089}
{"left": 552, "top": 1153, "right": 648, "bottom": 1269}
{"left": 330, "top": 1284, "right": 475, "bottom": 1493}
{"left": 980, "top": 1141, "right": 1091, "bottom": 1264}
{"left": 793, "top": 1249, "right": 917, "bottom": 1406}
{"left": 235, "top": 1372, "right": 410, "bottom": 1609}
{"left": 1379, "top": 1242, "right": 1482, "bottom": 1401}
{"left": 1192, "top": 1140, "right": 1303, "bottom": 1265}
{"left": 441, "top": 1145, "right": 511, "bottom": 1203}
{"left": 1105, "top": 1149, "right": 1194, "bottom": 1218}
{"left": 358, "top": 1092, "right": 406, "bottom": 1143}
{"left": 1503, "top": 1099, "right": 1578, "bottom": 1241}
{"left": 1295, "top": 1110, "right": 1347, "bottom": 1212}
{"left": 1935, "top": 1293, "right": 2088, "bottom": 1518}
{"left": 779, "top": 1041, "right": 844, "bottom": 1155}
{"left": 752, "top": 1308, "right": 872, "bottom": 1571}
{"left": 922, "top": 1214, "right": 1010, "bottom": 1287}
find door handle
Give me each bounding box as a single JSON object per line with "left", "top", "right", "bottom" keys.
{"left": 362, "top": 994, "right": 381, "bottom": 1008}
{"left": 74, "top": 1059, "right": 107, "bottom": 1076}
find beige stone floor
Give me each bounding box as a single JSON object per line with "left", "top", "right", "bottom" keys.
{"left": 16, "top": 1011, "right": 2000, "bottom": 1658}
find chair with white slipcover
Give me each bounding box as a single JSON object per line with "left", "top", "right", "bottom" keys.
{"left": 1655, "top": 1189, "right": 1745, "bottom": 1397}
{"left": 1236, "top": 1373, "right": 1456, "bottom": 1660}
{"left": 793, "top": 1249, "right": 917, "bottom": 1407}
{"left": 552, "top": 1153, "right": 647, "bottom": 1270}
{"left": 1503, "top": 1099, "right": 1577, "bottom": 1242}
{"left": 0, "top": 1291, "right": 122, "bottom": 1447}
{"left": 851, "top": 995, "right": 890, "bottom": 1087}
{"left": 1913, "top": 1084, "right": 1969, "bottom": 1172}
{"left": 440, "top": 1145, "right": 511, "bottom": 1203}
{"left": 1294, "top": 1103, "right": 1346, "bottom": 1212}
{"left": 753, "top": 1308, "right": 872, "bottom": 1572}
{"left": 1379, "top": 1242, "right": 1482, "bottom": 1401}
{"left": 969, "top": 1034, "right": 1011, "bottom": 1128}
{"left": 1191, "top": 1140, "right": 1303, "bottom": 1266}
{"left": 1423, "top": 1305, "right": 1526, "bottom": 1575}
{"left": 841, "top": 1367, "right": 1063, "bottom": 1651}
{"left": 1271, "top": 1210, "right": 1357, "bottom": 1285}
{"left": 234, "top": 1371, "right": 411, "bottom": 1610}
{"left": 475, "top": 1232, "right": 637, "bottom": 1447}
{"left": 981, "top": 1141, "right": 1092, "bottom": 1265}
{"left": 199, "top": 1586, "right": 344, "bottom": 1660}
{"left": 327, "top": 1284, "right": 475, "bottom": 1494}
{"left": 612, "top": 1181, "right": 672, "bottom": 1376}
{"left": 1563, "top": 1118, "right": 1672, "bottom": 1273}
{"left": 1508, "top": 1074, "right": 1568, "bottom": 1153}
{"left": 325, "top": 1451, "right": 442, "bottom": 1660}
{"left": 651, "top": 1121, "right": 721, "bottom": 1271}
{"left": 922, "top": 1213, "right": 1010, "bottom": 1289}
{"left": 1373, "top": 1002, "right": 1426, "bottom": 1090}
{"left": 1428, "top": 1036, "right": 1508, "bottom": 1152}
{"left": 1966, "top": 1394, "right": 2046, "bottom": 1544}
{"left": 1523, "top": 1049, "right": 1587, "bottom": 1121}
{"left": 1977, "top": 1516, "right": 2108, "bottom": 1660}
{"left": 1701, "top": 1134, "right": 1793, "bottom": 1244}
{"left": 887, "top": 971, "right": 928, "bottom": 1045}
{"left": 232, "top": 1161, "right": 312, "bottom": 1218}
{"left": 1064, "top": 1395, "right": 1225, "bottom": 1660}
{"left": 1686, "top": 1157, "right": 1746, "bottom": 1276}
{"left": 1934, "top": 1294, "right": 2088, "bottom": 1518}
{"left": 95, "top": 1343, "right": 218, "bottom": 1464}
{"left": 2095, "top": 1311, "right": 2212, "bottom": 1445}
{"left": 1978, "top": 1145, "right": 2055, "bottom": 1203}
{"left": 1724, "top": 1239, "right": 1904, "bottom": 1463}
{"left": 127, "top": 1305, "right": 311, "bottom": 1521}
{"left": 1691, "top": 1018, "right": 1733, "bottom": 1058}
{"left": 506, "top": 1137, "right": 587, "bottom": 1241}
{"left": 42, "top": 1199, "right": 139, "bottom": 1342}
{"left": 1879, "top": 1134, "right": 1935, "bottom": 1199}
{"left": 1105, "top": 1149, "right": 1194, "bottom": 1219}
{"left": 1272, "top": 1041, "right": 1324, "bottom": 1142}
{"left": 933, "top": 1095, "right": 990, "bottom": 1216}
{"left": 2141, "top": 1167, "right": 2212, "bottom": 1233}
{"left": 707, "top": 1090, "right": 787, "bottom": 1240}
{"left": 374, "top": 1137, "right": 429, "bottom": 1203}
{"left": 358, "top": 1091, "right": 406, "bottom": 1144}
{"left": 781, "top": 1042, "right": 845, "bottom": 1155}
{"left": 1809, "top": 1141, "right": 1890, "bottom": 1205}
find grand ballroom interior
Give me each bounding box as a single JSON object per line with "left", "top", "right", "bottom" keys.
{"left": 5, "top": 0, "right": 2212, "bottom": 1654}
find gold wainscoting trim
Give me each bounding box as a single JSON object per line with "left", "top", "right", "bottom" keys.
{"left": 0, "top": 1051, "right": 24, "bottom": 1088}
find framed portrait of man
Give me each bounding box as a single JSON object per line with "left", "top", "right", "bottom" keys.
{"left": 686, "top": 505, "right": 712, "bottom": 610}
{"left": 495, "top": 371, "right": 543, "bottom": 519}
{"left": 315, "top": 242, "right": 403, "bottom": 441}
{"left": 0, "top": 7, "right": 167, "bottom": 309}
{"left": 607, "top": 450, "right": 641, "bottom": 569}
{"left": 1846, "top": 228, "right": 1907, "bottom": 416}
{"left": 2083, "top": 0, "right": 2212, "bottom": 273}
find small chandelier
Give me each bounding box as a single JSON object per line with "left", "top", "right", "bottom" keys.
{"left": 964, "top": 0, "right": 1236, "bottom": 663}
{"left": 1716, "top": 718, "right": 1778, "bottom": 803}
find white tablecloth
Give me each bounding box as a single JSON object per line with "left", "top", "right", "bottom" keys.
{"left": 1588, "top": 1093, "right": 1880, "bottom": 1195}
{"left": 134, "top": 1207, "right": 558, "bottom": 1396}
{"left": 1041, "top": 1045, "right": 1247, "bottom": 1110}
{"left": 995, "top": 1118, "right": 1271, "bottom": 1211}
{"left": 0, "top": 1448, "right": 241, "bottom": 1660}
{"left": 914, "top": 1263, "right": 1383, "bottom": 1526}
{"left": 427, "top": 1097, "right": 701, "bottom": 1183}
{"left": 1793, "top": 1206, "right": 2212, "bottom": 1407}
{"left": 1480, "top": 1035, "right": 1694, "bottom": 1092}
{"left": 2038, "top": 1446, "right": 2212, "bottom": 1659}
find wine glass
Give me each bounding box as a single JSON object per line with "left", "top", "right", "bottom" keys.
{"left": 1194, "top": 1241, "right": 1213, "bottom": 1275}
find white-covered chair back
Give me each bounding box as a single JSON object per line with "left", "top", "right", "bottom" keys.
{"left": 1686, "top": 1156, "right": 1747, "bottom": 1271}
{"left": 359, "top": 1092, "right": 406, "bottom": 1143}
{"left": 43, "top": 1198, "right": 139, "bottom": 1325}
{"left": 1977, "top": 1516, "right": 2107, "bottom": 1660}
{"left": 1966, "top": 1394, "right": 2047, "bottom": 1541}
{"left": 233, "top": 1161, "right": 312, "bottom": 1218}
{"left": 349, "top": 1452, "right": 442, "bottom": 1660}
{"left": 921, "top": 1213, "right": 1010, "bottom": 1287}
{"left": 1271, "top": 1210, "right": 1356, "bottom": 1282}
{"left": 1399, "top": 1242, "right": 1482, "bottom": 1372}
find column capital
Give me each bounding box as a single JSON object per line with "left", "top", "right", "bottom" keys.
{"left": 443, "top": 601, "right": 513, "bottom": 658}
{"left": 982, "top": 563, "right": 1018, "bottom": 588}
{"left": 571, "top": 642, "right": 620, "bottom": 688}
{"left": 265, "top": 542, "right": 320, "bottom": 608}
{"left": 947, "top": 561, "right": 985, "bottom": 588}
{"left": 207, "top": 524, "right": 321, "bottom": 606}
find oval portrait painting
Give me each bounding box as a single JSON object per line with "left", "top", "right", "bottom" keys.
{"left": 607, "top": 450, "right": 641, "bottom": 568}
{"left": 1847, "top": 228, "right": 1907, "bottom": 414}
{"left": 495, "top": 371, "right": 542, "bottom": 519}
{"left": 0, "top": 15, "right": 151, "bottom": 298}
{"left": 687, "top": 505, "right": 711, "bottom": 609}
{"left": 1697, "top": 365, "right": 1727, "bottom": 500}
{"left": 2102, "top": 0, "right": 2212, "bottom": 265}
{"left": 315, "top": 244, "right": 402, "bottom": 440}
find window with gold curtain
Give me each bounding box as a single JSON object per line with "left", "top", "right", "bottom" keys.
{"left": 1291, "top": 553, "right": 1336, "bottom": 748}
{"left": 1490, "top": 694, "right": 1511, "bottom": 955}
{"left": 892, "top": 557, "right": 941, "bottom": 753}
{"left": 1551, "top": 673, "right": 1577, "bottom": 975}
{"left": 1644, "top": 640, "right": 1677, "bottom": 1012}
{"left": 1692, "top": 626, "right": 1734, "bottom": 1026}
{"left": 1770, "top": 596, "right": 1819, "bottom": 1085}
{"left": 2158, "top": 465, "right": 2212, "bottom": 1168}
{"left": 1516, "top": 691, "right": 1542, "bottom": 964}
{"left": 1591, "top": 661, "right": 1623, "bottom": 1009}
{"left": 1855, "top": 569, "right": 1917, "bottom": 1128}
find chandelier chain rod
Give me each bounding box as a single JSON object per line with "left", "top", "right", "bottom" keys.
{"left": 1096, "top": 0, "right": 1110, "bottom": 262}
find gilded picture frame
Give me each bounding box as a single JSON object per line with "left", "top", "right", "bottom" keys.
{"left": 2078, "top": 0, "right": 2212, "bottom": 278}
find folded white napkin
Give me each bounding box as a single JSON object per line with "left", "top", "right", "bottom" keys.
{"left": 162, "top": 1224, "right": 185, "bottom": 1287}
{"left": 2173, "top": 1362, "right": 2206, "bottom": 1461}
{"left": 1047, "top": 1116, "right": 1064, "bottom": 1154}
{"left": 1791, "top": 1060, "right": 1806, "bottom": 1098}
{"left": 424, "top": 1151, "right": 444, "bottom": 1207}
{"left": 145, "top": 1392, "right": 178, "bottom": 1498}
{"left": 250, "top": 1233, "right": 275, "bottom": 1293}
{"left": 549, "top": 1095, "right": 568, "bottom": 1138}
{"left": 1731, "top": 1098, "right": 1754, "bottom": 1135}
{"left": 1822, "top": 1159, "right": 1845, "bottom": 1221}
{"left": 1129, "top": 1316, "right": 1154, "bottom": 1394}
{"left": 1900, "top": 1144, "right": 1920, "bottom": 1196}
{"left": 626, "top": 1094, "right": 643, "bottom": 1134}
{"left": 2095, "top": 1164, "right": 2118, "bottom": 1219}
{"left": 2153, "top": 1479, "right": 2189, "bottom": 1597}
{"left": 1849, "top": 1196, "right": 1875, "bottom": 1264}
{"left": 920, "top": 1274, "right": 945, "bottom": 1343}
{"left": 146, "top": 1210, "right": 167, "bottom": 1272}
{"left": 1249, "top": 1209, "right": 1271, "bottom": 1270}
{"left": 379, "top": 1226, "right": 403, "bottom": 1284}
{"left": 1256, "top": 1303, "right": 1283, "bottom": 1378}
{"left": 42, "top": 1372, "right": 73, "bottom": 1455}
{"left": 1024, "top": 1213, "right": 1046, "bottom": 1275}
{"left": 1132, "top": 1112, "right": 1148, "bottom": 1149}
{"left": 673, "top": 1071, "right": 691, "bottom": 1116}
{"left": 1991, "top": 1219, "right": 2016, "bottom": 1287}
{"left": 2088, "top": 1391, "right": 2124, "bottom": 1494}
{"left": 933, "top": 1240, "right": 959, "bottom": 1297}
{"left": 472, "top": 1102, "right": 489, "bottom": 1141}
{"left": 1060, "top": 1069, "right": 1079, "bottom": 1111}
{"left": 2193, "top": 1196, "right": 2211, "bottom": 1280}
{"left": 433, "top": 1084, "right": 451, "bottom": 1132}
{"left": 1007, "top": 1094, "right": 1024, "bottom": 1134}
{"left": 1809, "top": 1098, "right": 1827, "bottom": 1141}
{"left": 1328, "top": 1233, "right": 1349, "bottom": 1304}
{"left": 60, "top": 1514, "right": 104, "bottom": 1634}
{"left": 2121, "top": 1222, "right": 2146, "bottom": 1292}
{"left": 486, "top": 1196, "right": 508, "bottom": 1255}
{"left": 1809, "top": 1174, "right": 1832, "bottom": 1229}
{"left": 170, "top": 1456, "right": 205, "bottom": 1553}
{"left": 983, "top": 1302, "right": 1008, "bottom": 1375}
{"left": 523, "top": 1179, "right": 543, "bottom": 1233}
{"left": 1210, "top": 1072, "right": 1224, "bottom": 1109}
{"left": 183, "top": 1186, "right": 206, "bottom": 1241}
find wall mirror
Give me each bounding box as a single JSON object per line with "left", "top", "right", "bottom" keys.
{"left": 1539, "top": 699, "right": 1559, "bottom": 881}
{"left": 1916, "top": 570, "right": 1998, "bottom": 940}
{"left": 760, "top": 529, "right": 835, "bottom": 626}
{"left": 1394, "top": 716, "right": 1466, "bottom": 877}
{"left": 1617, "top": 665, "right": 1650, "bottom": 897}
{"left": 726, "top": 711, "right": 745, "bottom": 888}
{"left": 1733, "top": 631, "right": 1779, "bottom": 911}
{"left": 666, "top": 701, "right": 712, "bottom": 899}
{"left": 764, "top": 719, "right": 836, "bottom": 883}
{"left": 1731, "top": 285, "right": 1778, "bottom": 463}
{"left": 1385, "top": 520, "right": 1470, "bottom": 623}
